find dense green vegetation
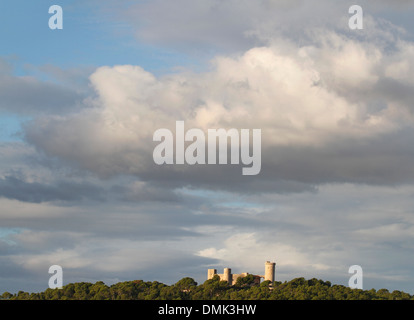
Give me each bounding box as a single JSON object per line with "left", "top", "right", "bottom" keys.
{"left": 1, "top": 276, "right": 413, "bottom": 300}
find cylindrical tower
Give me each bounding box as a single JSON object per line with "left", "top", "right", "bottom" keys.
{"left": 264, "top": 261, "right": 276, "bottom": 283}
{"left": 207, "top": 269, "right": 217, "bottom": 280}
{"left": 223, "top": 268, "right": 232, "bottom": 284}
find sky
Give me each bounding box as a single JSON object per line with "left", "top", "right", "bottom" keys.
{"left": 1, "top": 0, "right": 414, "bottom": 295}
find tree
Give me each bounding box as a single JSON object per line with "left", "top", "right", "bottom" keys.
{"left": 90, "top": 281, "right": 111, "bottom": 300}
{"left": 200, "top": 275, "right": 230, "bottom": 299}
{"left": 1, "top": 292, "right": 13, "bottom": 300}
{"left": 174, "top": 277, "right": 198, "bottom": 291}
{"left": 235, "top": 274, "right": 255, "bottom": 287}
{"left": 3, "top": 276, "right": 413, "bottom": 300}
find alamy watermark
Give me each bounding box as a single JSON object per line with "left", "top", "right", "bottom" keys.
{"left": 49, "top": 5, "right": 63, "bottom": 30}
{"left": 48, "top": 265, "right": 63, "bottom": 289}
{"left": 349, "top": 5, "right": 363, "bottom": 30}
{"left": 153, "top": 121, "right": 262, "bottom": 175}
{"left": 348, "top": 265, "right": 363, "bottom": 289}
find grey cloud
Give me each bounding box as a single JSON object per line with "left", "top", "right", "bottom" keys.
{"left": 0, "top": 173, "right": 189, "bottom": 205}
{"left": 21, "top": 22, "right": 414, "bottom": 194}
{"left": 0, "top": 198, "right": 266, "bottom": 242}
{"left": 0, "top": 75, "right": 84, "bottom": 115}
{"left": 111, "top": 183, "right": 183, "bottom": 203}
{"left": 0, "top": 175, "right": 105, "bottom": 203}
{"left": 196, "top": 184, "right": 414, "bottom": 293}
{"left": 25, "top": 121, "right": 414, "bottom": 194}
{"left": 333, "top": 77, "right": 414, "bottom": 109}
{"left": 118, "top": 0, "right": 414, "bottom": 53}
{"left": 260, "top": 131, "right": 414, "bottom": 186}
{"left": 1, "top": 177, "right": 414, "bottom": 294}
{"left": 123, "top": 0, "right": 325, "bottom": 49}
{"left": 0, "top": 59, "right": 87, "bottom": 115}
{"left": 374, "top": 78, "right": 414, "bottom": 109}
{"left": 0, "top": 142, "right": 187, "bottom": 204}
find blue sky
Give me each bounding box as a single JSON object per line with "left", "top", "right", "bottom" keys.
{"left": 0, "top": 1, "right": 171, "bottom": 70}
{"left": 0, "top": 0, "right": 210, "bottom": 81}
{"left": 1, "top": 0, "right": 414, "bottom": 296}
{"left": 0, "top": 113, "right": 28, "bottom": 141}
{"left": 0, "top": 0, "right": 203, "bottom": 142}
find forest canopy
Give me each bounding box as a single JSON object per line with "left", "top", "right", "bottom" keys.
{"left": 1, "top": 276, "right": 413, "bottom": 300}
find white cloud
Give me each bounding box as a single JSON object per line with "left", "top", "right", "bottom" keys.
{"left": 198, "top": 232, "right": 313, "bottom": 272}
{"left": 16, "top": 11, "right": 414, "bottom": 238}
{"left": 25, "top": 27, "right": 414, "bottom": 185}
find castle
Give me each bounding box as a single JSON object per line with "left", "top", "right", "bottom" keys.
{"left": 207, "top": 261, "right": 276, "bottom": 286}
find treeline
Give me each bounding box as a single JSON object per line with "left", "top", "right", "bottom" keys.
{"left": 1, "top": 275, "right": 413, "bottom": 300}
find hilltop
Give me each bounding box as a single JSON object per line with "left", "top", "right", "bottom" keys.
{"left": 1, "top": 276, "right": 413, "bottom": 300}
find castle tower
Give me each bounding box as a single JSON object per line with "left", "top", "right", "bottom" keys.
{"left": 207, "top": 268, "right": 217, "bottom": 280}
{"left": 264, "top": 261, "right": 276, "bottom": 283}
{"left": 223, "top": 268, "right": 232, "bottom": 285}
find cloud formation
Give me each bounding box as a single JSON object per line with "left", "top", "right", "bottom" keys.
{"left": 2, "top": 0, "right": 414, "bottom": 295}
{"left": 24, "top": 27, "right": 414, "bottom": 193}
{"left": 0, "top": 59, "right": 86, "bottom": 116}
